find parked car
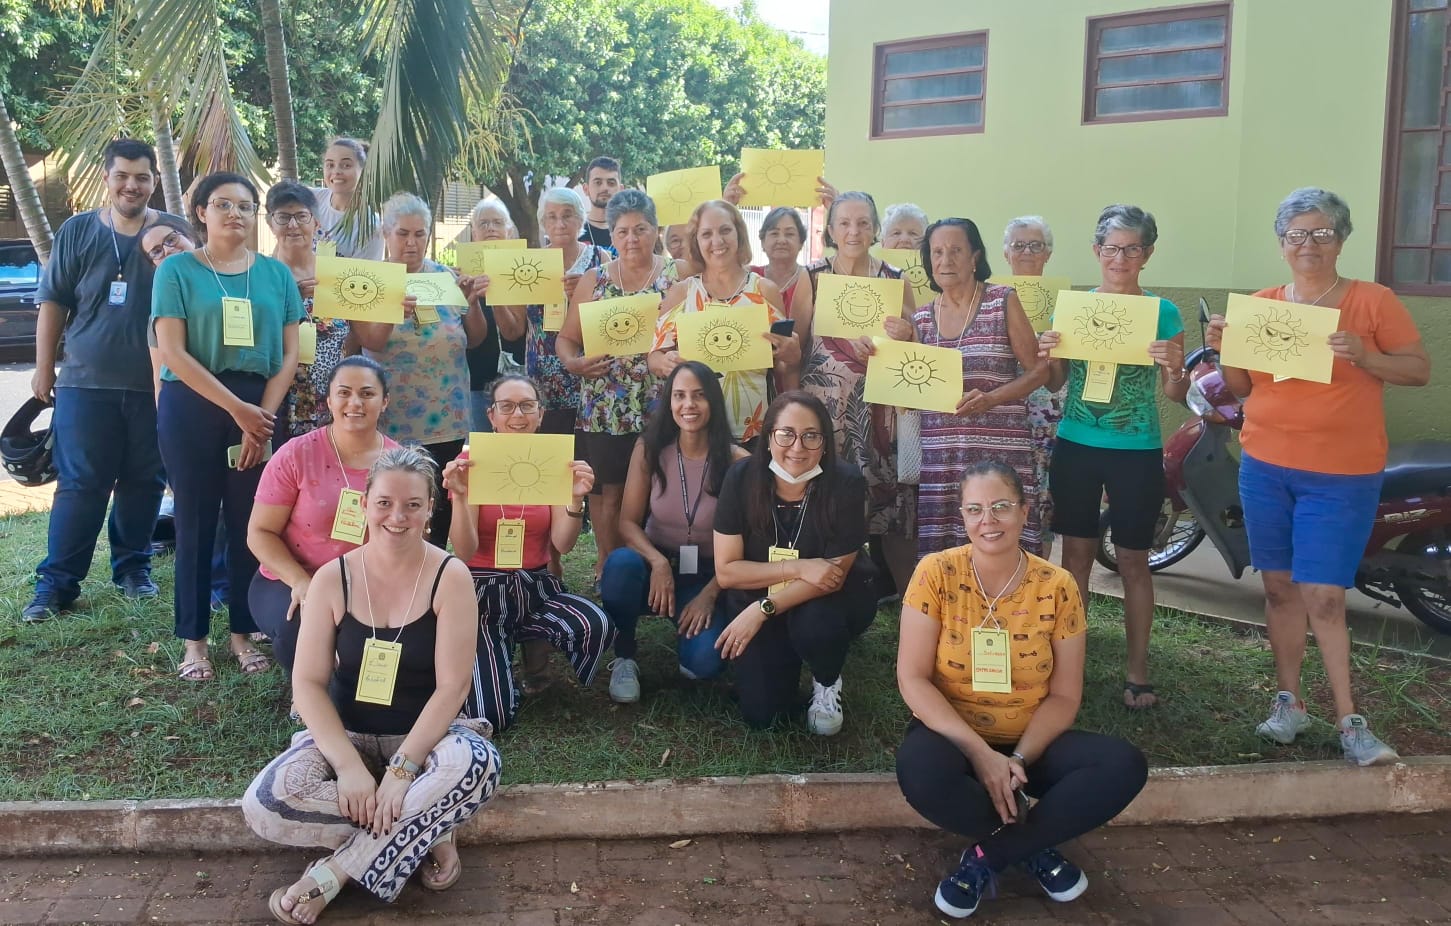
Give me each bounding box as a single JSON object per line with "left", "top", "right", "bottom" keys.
{"left": 0, "top": 239, "right": 42, "bottom": 355}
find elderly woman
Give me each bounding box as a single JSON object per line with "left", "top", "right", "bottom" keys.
{"left": 1206, "top": 188, "right": 1429, "bottom": 765}
{"left": 557, "top": 190, "right": 677, "bottom": 578}
{"left": 649, "top": 200, "right": 796, "bottom": 446}
{"left": 796, "top": 191, "right": 917, "bottom": 597}
{"left": 464, "top": 197, "right": 525, "bottom": 432}
{"left": 664, "top": 224, "right": 689, "bottom": 262}
{"left": 152, "top": 171, "right": 302, "bottom": 680}
{"left": 494, "top": 186, "right": 608, "bottom": 438}
{"left": 244, "top": 447, "right": 499, "bottom": 924}
{"left": 750, "top": 206, "right": 814, "bottom": 317}
{"left": 311, "top": 138, "right": 383, "bottom": 260}
{"left": 1038, "top": 205, "right": 1188, "bottom": 710}
{"left": 882, "top": 203, "right": 929, "bottom": 250}
{"left": 351, "top": 193, "right": 488, "bottom": 547}
{"left": 1004, "top": 215, "right": 1063, "bottom": 556}
{"left": 896, "top": 461, "right": 1146, "bottom": 920}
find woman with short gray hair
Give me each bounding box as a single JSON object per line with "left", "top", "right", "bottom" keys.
{"left": 882, "top": 203, "right": 929, "bottom": 250}
{"left": 1037, "top": 203, "right": 1188, "bottom": 712}
{"left": 464, "top": 197, "right": 524, "bottom": 433}
{"left": 1205, "top": 188, "right": 1428, "bottom": 766}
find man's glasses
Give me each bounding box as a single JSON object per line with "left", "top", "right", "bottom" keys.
{"left": 1008, "top": 241, "right": 1046, "bottom": 254}
{"left": 494, "top": 400, "right": 541, "bottom": 415}
{"left": 269, "top": 211, "right": 314, "bottom": 227}
{"left": 1282, "top": 228, "right": 1338, "bottom": 246}
{"left": 1097, "top": 244, "right": 1147, "bottom": 259}
{"left": 960, "top": 500, "right": 1022, "bottom": 521}
{"left": 146, "top": 232, "right": 184, "bottom": 261}
{"left": 209, "top": 199, "right": 258, "bottom": 216}
{"left": 770, "top": 428, "right": 825, "bottom": 450}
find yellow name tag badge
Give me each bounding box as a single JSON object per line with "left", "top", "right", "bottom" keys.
{"left": 355, "top": 637, "right": 402, "bottom": 705}
{"left": 222, "top": 297, "right": 255, "bottom": 347}
{"left": 543, "top": 302, "right": 566, "bottom": 332}
{"left": 297, "top": 321, "right": 318, "bottom": 365}
{"left": 1080, "top": 360, "right": 1117, "bottom": 404}
{"left": 330, "top": 488, "right": 367, "bottom": 545}
{"left": 495, "top": 517, "right": 527, "bottom": 570}
{"left": 767, "top": 545, "right": 799, "bottom": 595}
{"left": 414, "top": 303, "right": 441, "bottom": 325}
{"left": 970, "top": 627, "right": 1012, "bottom": 693}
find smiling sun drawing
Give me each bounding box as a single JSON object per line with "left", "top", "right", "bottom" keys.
{"left": 834, "top": 282, "right": 885, "bottom": 329}
{"left": 489, "top": 446, "right": 559, "bottom": 502}
{"left": 502, "top": 256, "right": 549, "bottom": 293}
{"left": 599, "top": 307, "right": 643, "bottom": 346}
{"left": 697, "top": 319, "right": 749, "bottom": 361}
{"left": 335, "top": 269, "right": 385, "bottom": 307}
{"left": 1246, "top": 308, "right": 1309, "bottom": 361}
{"left": 1075, "top": 298, "right": 1132, "bottom": 349}
{"left": 406, "top": 278, "right": 445, "bottom": 303}
{"left": 889, "top": 350, "right": 946, "bottom": 393}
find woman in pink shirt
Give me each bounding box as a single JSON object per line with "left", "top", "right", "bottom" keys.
{"left": 247, "top": 356, "right": 399, "bottom": 673}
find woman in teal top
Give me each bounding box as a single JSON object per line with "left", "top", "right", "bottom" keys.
{"left": 1037, "top": 204, "right": 1187, "bottom": 711}
{"left": 153, "top": 171, "right": 304, "bottom": 681}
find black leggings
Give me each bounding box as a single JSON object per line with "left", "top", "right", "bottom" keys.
{"left": 725, "top": 558, "right": 877, "bottom": 729}
{"left": 896, "top": 721, "right": 1147, "bottom": 870}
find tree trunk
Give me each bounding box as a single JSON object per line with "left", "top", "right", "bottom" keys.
{"left": 258, "top": 0, "right": 299, "bottom": 180}
{"left": 150, "top": 96, "right": 185, "bottom": 216}
{"left": 0, "top": 90, "right": 54, "bottom": 263}
{"left": 489, "top": 165, "right": 538, "bottom": 246}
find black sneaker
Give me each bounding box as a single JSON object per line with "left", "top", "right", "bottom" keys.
{"left": 1021, "top": 847, "right": 1087, "bottom": 902}
{"left": 115, "top": 573, "right": 159, "bottom": 600}
{"left": 935, "top": 847, "right": 995, "bottom": 919}
{"left": 22, "top": 588, "right": 74, "bottom": 623}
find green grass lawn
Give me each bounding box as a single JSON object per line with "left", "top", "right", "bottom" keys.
{"left": 2, "top": 508, "right": 1447, "bottom": 802}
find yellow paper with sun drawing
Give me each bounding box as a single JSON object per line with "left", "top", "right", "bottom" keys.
{"left": 864, "top": 338, "right": 962, "bottom": 414}
{"left": 406, "top": 272, "right": 469, "bottom": 307}
{"left": 313, "top": 256, "right": 408, "bottom": 323}
{"left": 738, "top": 148, "right": 825, "bottom": 208}
{"left": 989, "top": 275, "right": 1074, "bottom": 333}
{"left": 1048, "top": 291, "right": 1159, "bottom": 365}
{"left": 676, "top": 302, "right": 774, "bottom": 373}
{"left": 811, "top": 273, "right": 904, "bottom": 340}
{"left": 465, "top": 432, "right": 576, "bottom": 506}
{"left": 480, "top": 248, "right": 566, "bottom": 307}
{"left": 1220, "top": 293, "right": 1340, "bottom": 384}
{"left": 876, "top": 249, "right": 933, "bottom": 304}
{"left": 580, "top": 294, "right": 658, "bottom": 357}
{"left": 455, "top": 239, "right": 526, "bottom": 276}
{"left": 647, "top": 166, "right": 723, "bottom": 226}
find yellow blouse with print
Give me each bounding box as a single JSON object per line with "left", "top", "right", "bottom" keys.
{"left": 903, "top": 547, "right": 1086, "bottom": 744}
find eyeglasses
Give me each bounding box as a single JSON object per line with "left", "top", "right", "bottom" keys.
{"left": 208, "top": 199, "right": 257, "bottom": 216}
{"left": 1282, "top": 228, "right": 1338, "bottom": 246}
{"left": 960, "top": 500, "right": 1022, "bottom": 521}
{"left": 1097, "top": 244, "right": 1147, "bottom": 259}
{"left": 269, "top": 211, "right": 314, "bottom": 227}
{"left": 474, "top": 218, "right": 508, "bottom": 230}
{"left": 494, "top": 400, "right": 541, "bottom": 415}
{"left": 1008, "top": 241, "right": 1046, "bottom": 254}
{"left": 146, "top": 232, "right": 184, "bottom": 261}
{"left": 770, "top": 428, "right": 825, "bottom": 450}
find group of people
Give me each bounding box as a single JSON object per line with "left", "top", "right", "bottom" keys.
{"left": 21, "top": 135, "right": 1428, "bottom": 923}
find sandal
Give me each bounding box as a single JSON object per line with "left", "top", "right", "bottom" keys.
{"left": 234, "top": 648, "right": 273, "bottom": 675}
{"left": 420, "top": 831, "right": 462, "bottom": 892}
{"left": 268, "top": 860, "right": 342, "bottom": 924}
{"left": 1123, "top": 680, "right": 1158, "bottom": 710}
{"left": 177, "top": 657, "right": 214, "bottom": 681}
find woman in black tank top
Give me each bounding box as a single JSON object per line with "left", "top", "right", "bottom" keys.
{"left": 243, "top": 447, "right": 501, "bottom": 923}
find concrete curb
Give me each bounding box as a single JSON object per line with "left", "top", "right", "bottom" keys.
{"left": 3, "top": 757, "right": 1448, "bottom": 857}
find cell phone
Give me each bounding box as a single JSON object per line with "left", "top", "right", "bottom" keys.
{"left": 770, "top": 320, "right": 795, "bottom": 337}
{"left": 227, "top": 441, "right": 274, "bottom": 469}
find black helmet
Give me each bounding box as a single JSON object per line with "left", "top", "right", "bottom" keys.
{"left": 2, "top": 398, "right": 57, "bottom": 487}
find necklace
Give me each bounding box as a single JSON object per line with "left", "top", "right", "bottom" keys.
{"left": 933, "top": 282, "right": 981, "bottom": 346}
{"left": 200, "top": 244, "right": 251, "bottom": 303}
{"left": 614, "top": 254, "right": 661, "bottom": 294}
{"left": 1288, "top": 275, "right": 1342, "bottom": 306}
{"left": 704, "top": 267, "right": 749, "bottom": 303}
{"left": 828, "top": 255, "right": 874, "bottom": 278}
{"left": 970, "top": 548, "right": 1026, "bottom": 628}
{"left": 327, "top": 424, "right": 381, "bottom": 490}
{"left": 358, "top": 546, "right": 429, "bottom": 642}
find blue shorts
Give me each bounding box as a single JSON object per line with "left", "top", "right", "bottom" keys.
{"left": 1238, "top": 452, "right": 1382, "bottom": 588}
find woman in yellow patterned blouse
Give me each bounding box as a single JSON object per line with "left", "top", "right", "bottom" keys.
{"left": 895, "top": 460, "right": 1146, "bottom": 920}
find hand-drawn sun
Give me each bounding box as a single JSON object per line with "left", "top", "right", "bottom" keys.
{"left": 889, "top": 350, "right": 947, "bottom": 393}
{"left": 900, "top": 260, "right": 930, "bottom": 297}
{"left": 335, "top": 269, "right": 384, "bottom": 307}
{"left": 503, "top": 256, "right": 549, "bottom": 293}
{"left": 599, "top": 306, "right": 642, "bottom": 346}
{"left": 1246, "top": 308, "right": 1309, "bottom": 361}
{"left": 1075, "top": 298, "right": 1131, "bottom": 349}
{"left": 835, "top": 282, "right": 885, "bottom": 329}
{"left": 697, "top": 318, "right": 749, "bottom": 361}
{"left": 754, "top": 152, "right": 806, "bottom": 198}
{"left": 489, "top": 446, "right": 559, "bottom": 503}
{"left": 406, "top": 278, "right": 445, "bottom": 303}
{"left": 1014, "top": 279, "right": 1054, "bottom": 327}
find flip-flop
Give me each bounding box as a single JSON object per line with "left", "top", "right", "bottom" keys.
{"left": 178, "top": 657, "right": 214, "bottom": 681}
{"left": 421, "top": 831, "right": 462, "bottom": 892}
{"left": 234, "top": 648, "right": 273, "bottom": 675}
{"left": 268, "top": 860, "right": 341, "bottom": 924}
{"left": 1123, "top": 680, "right": 1157, "bottom": 710}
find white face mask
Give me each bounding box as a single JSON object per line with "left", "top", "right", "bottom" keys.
{"left": 769, "top": 459, "right": 823, "bottom": 485}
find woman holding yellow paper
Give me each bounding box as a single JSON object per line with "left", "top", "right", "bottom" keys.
{"left": 351, "top": 193, "right": 488, "bottom": 547}
{"left": 648, "top": 200, "right": 794, "bottom": 445}
{"left": 1204, "top": 188, "right": 1428, "bottom": 764}
{"left": 441, "top": 375, "right": 612, "bottom": 733}
{"left": 1037, "top": 204, "right": 1187, "bottom": 710}
{"left": 311, "top": 137, "right": 384, "bottom": 261}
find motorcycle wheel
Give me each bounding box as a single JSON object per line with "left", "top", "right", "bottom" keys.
{"left": 1393, "top": 530, "right": 1451, "bottom": 635}
{"left": 1095, "top": 503, "right": 1206, "bottom": 573}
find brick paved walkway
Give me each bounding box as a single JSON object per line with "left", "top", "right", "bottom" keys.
{"left": 5, "top": 812, "right": 1450, "bottom": 924}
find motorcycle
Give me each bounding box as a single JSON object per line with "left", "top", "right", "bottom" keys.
{"left": 1096, "top": 299, "right": 1451, "bottom": 634}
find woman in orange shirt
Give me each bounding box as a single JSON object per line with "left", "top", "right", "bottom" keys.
{"left": 1206, "top": 188, "right": 1430, "bottom": 767}
{"left": 896, "top": 461, "right": 1146, "bottom": 920}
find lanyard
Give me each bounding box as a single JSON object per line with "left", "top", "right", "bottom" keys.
{"left": 771, "top": 484, "right": 812, "bottom": 552}
{"left": 676, "top": 446, "right": 709, "bottom": 542}
{"left": 105, "top": 206, "right": 145, "bottom": 283}
{"left": 200, "top": 245, "right": 252, "bottom": 302}
{"left": 969, "top": 548, "right": 1026, "bottom": 630}
{"left": 357, "top": 547, "right": 427, "bottom": 644}
{"left": 327, "top": 425, "right": 380, "bottom": 492}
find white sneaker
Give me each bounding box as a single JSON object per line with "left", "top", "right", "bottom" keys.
{"left": 607, "top": 658, "right": 640, "bottom": 703}
{"left": 1256, "top": 691, "right": 1312, "bottom": 744}
{"left": 807, "top": 677, "right": 843, "bottom": 736}
{"left": 1340, "top": 714, "right": 1399, "bottom": 767}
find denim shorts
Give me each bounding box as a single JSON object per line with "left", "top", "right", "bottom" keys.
{"left": 1238, "top": 452, "right": 1383, "bottom": 588}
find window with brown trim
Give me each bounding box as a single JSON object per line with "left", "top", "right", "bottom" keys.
{"left": 1379, "top": 0, "right": 1451, "bottom": 294}
{"left": 1083, "top": 3, "right": 1231, "bottom": 124}
{"left": 871, "top": 32, "right": 987, "bottom": 139}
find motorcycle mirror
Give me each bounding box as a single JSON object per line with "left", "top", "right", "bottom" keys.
{"left": 1198, "top": 297, "right": 1211, "bottom": 325}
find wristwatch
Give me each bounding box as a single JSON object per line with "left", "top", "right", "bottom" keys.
{"left": 758, "top": 596, "right": 778, "bottom": 617}
{"left": 388, "top": 753, "right": 420, "bottom": 780}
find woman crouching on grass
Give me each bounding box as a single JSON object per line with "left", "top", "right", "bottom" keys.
{"left": 243, "top": 446, "right": 499, "bottom": 924}
{"left": 895, "top": 461, "right": 1146, "bottom": 920}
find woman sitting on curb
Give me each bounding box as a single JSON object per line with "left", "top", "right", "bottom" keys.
{"left": 895, "top": 460, "right": 1146, "bottom": 920}
{"left": 243, "top": 446, "right": 499, "bottom": 924}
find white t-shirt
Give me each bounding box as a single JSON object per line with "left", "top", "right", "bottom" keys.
{"left": 310, "top": 188, "right": 384, "bottom": 260}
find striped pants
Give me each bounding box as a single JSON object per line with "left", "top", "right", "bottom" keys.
{"left": 242, "top": 721, "right": 500, "bottom": 902}
{"left": 468, "top": 567, "right": 613, "bottom": 732}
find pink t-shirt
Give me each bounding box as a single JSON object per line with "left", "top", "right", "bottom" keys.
{"left": 254, "top": 427, "right": 400, "bottom": 579}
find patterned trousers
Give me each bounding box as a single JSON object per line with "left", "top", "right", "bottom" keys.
{"left": 243, "top": 721, "right": 501, "bottom": 902}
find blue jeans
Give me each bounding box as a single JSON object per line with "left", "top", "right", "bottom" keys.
{"left": 599, "top": 546, "right": 728, "bottom": 679}
{"left": 469, "top": 391, "right": 494, "bottom": 433}
{"left": 37, "top": 386, "right": 165, "bottom": 600}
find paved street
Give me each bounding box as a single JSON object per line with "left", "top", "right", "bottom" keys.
{"left": 4, "top": 813, "right": 1450, "bottom": 924}
{"left": 0, "top": 360, "right": 44, "bottom": 485}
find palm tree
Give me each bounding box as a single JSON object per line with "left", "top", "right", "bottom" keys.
{"left": 0, "top": 90, "right": 53, "bottom": 262}
{"left": 258, "top": 0, "right": 299, "bottom": 181}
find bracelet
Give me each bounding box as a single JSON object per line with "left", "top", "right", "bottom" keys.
{"left": 1167, "top": 367, "right": 1185, "bottom": 384}
{"left": 564, "top": 502, "right": 586, "bottom": 518}
{"left": 1010, "top": 751, "right": 1027, "bottom": 766}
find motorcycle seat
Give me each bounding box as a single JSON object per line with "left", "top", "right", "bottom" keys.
{"left": 1382, "top": 442, "right": 1451, "bottom": 499}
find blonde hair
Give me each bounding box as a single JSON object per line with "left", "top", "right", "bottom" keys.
{"left": 366, "top": 446, "right": 438, "bottom": 505}
{"left": 686, "top": 200, "right": 752, "bottom": 269}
